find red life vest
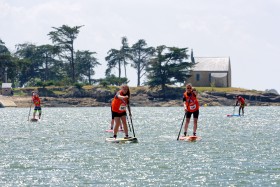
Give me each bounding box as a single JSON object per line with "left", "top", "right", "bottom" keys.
{"left": 238, "top": 96, "right": 245, "bottom": 104}
{"left": 183, "top": 92, "right": 199, "bottom": 112}
{"left": 111, "top": 90, "right": 128, "bottom": 113}
{"left": 32, "top": 96, "right": 41, "bottom": 107}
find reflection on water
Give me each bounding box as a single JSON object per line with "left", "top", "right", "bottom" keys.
{"left": 1, "top": 106, "right": 280, "bottom": 186}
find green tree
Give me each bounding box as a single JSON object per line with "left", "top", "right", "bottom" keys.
{"left": 130, "top": 39, "right": 155, "bottom": 86}
{"left": 14, "top": 43, "right": 40, "bottom": 86}
{"left": 146, "top": 46, "right": 192, "bottom": 96}
{"left": 105, "top": 36, "right": 131, "bottom": 78}
{"left": 75, "top": 50, "right": 100, "bottom": 84}
{"left": 0, "top": 39, "right": 16, "bottom": 83}
{"left": 98, "top": 74, "right": 128, "bottom": 86}
{"left": 36, "top": 44, "right": 61, "bottom": 82}
{"left": 48, "top": 25, "right": 84, "bottom": 83}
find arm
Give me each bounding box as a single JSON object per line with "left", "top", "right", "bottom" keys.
{"left": 116, "top": 92, "right": 129, "bottom": 100}
{"left": 235, "top": 100, "right": 239, "bottom": 106}
{"left": 183, "top": 96, "right": 187, "bottom": 111}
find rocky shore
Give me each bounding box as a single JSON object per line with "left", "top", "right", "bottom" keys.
{"left": 1, "top": 86, "right": 279, "bottom": 107}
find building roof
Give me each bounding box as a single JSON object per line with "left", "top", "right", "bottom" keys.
{"left": 193, "top": 57, "right": 230, "bottom": 71}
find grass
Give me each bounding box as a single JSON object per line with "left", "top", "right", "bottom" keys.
{"left": 195, "top": 87, "right": 261, "bottom": 93}
{"left": 11, "top": 85, "right": 264, "bottom": 97}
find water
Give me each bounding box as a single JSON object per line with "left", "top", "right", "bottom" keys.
{"left": 1, "top": 106, "right": 280, "bottom": 186}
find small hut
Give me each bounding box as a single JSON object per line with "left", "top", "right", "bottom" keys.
{"left": 1, "top": 83, "right": 13, "bottom": 96}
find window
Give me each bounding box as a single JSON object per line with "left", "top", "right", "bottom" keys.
{"left": 209, "top": 73, "right": 211, "bottom": 82}
{"left": 196, "top": 74, "right": 200, "bottom": 81}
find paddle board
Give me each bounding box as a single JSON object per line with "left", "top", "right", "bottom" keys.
{"left": 227, "top": 114, "right": 240, "bottom": 117}
{"left": 30, "top": 118, "right": 38, "bottom": 122}
{"left": 105, "top": 137, "right": 138, "bottom": 143}
{"left": 105, "top": 129, "right": 124, "bottom": 133}
{"left": 179, "top": 136, "right": 201, "bottom": 142}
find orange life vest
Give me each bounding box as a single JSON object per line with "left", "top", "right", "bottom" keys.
{"left": 32, "top": 96, "right": 41, "bottom": 107}
{"left": 183, "top": 92, "right": 199, "bottom": 112}
{"left": 111, "top": 90, "right": 128, "bottom": 113}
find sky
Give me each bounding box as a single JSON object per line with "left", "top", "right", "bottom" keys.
{"left": 1, "top": 0, "right": 280, "bottom": 93}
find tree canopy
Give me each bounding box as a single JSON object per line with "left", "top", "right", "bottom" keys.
{"left": 1, "top": 28, "right": 194, "bottom": 90}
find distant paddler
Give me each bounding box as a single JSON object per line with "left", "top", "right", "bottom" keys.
{"left": 111, "top": 84, "right": 131, "bottom": 139}
{"left": 235, "top": 95, "right": 245, "bottom": 116}
{"left": 31, "top": 91, "right": 42, "bottom": 120}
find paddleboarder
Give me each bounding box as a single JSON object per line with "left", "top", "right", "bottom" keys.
{"left": 183, "top": 84, "right": 200, "bottom": 137}
{"left": 32, "top": 91, "right": 42, "bottom": 120}
{"left": 235, "top": 95, "right": 245, "bottom": 116}
{"left": 111, "top": 84, "right": 131, "bottom": 139}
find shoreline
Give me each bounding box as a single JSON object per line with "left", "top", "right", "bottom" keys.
{"left": 1, "top": 94, "right": 280, "bottom": 108}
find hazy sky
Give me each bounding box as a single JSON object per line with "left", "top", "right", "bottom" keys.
{"left": 1, "top": 0, "right": 279, "bottom": 92}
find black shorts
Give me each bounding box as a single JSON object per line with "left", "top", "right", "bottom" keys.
{"left": 34, "top": 106, "right": 41, "bottom": 111}
{"left": 186, "top": 110, "right": 199, "bottom": 119}
{"left": 112, "top": 111, "right": 126, "bottom": 118}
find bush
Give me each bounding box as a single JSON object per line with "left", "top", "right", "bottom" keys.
{"left": 74, "top": 83, "right": 84, "bottom": 90}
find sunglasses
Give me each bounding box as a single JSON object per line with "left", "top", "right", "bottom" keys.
{"left": 187, "top": 87, "right": 192, "bottom": 89}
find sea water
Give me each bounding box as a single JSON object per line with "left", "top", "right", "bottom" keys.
{"left": 0, "top": 106, "right": 280, "bottom": 186}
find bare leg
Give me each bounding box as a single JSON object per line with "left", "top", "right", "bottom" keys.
{"left": 193, "top": 118, "right": 198, "bottom": 136}
{"left": 120, "top": 120, "right": 123, "bottom": 130}
{"left": 113, "top": 117, "right": 121, "bottom": 138}
{"left": 110, "top": 119, "right": 114, "bottom": 129}
{"left": 120, "top": 116, "right": 128, "bottom": 137}
{"left": 184, "top": 118, "right": 190, "bottom": 136}
{"left": 239, "top": 107, "right": 241, "bottom": 116}
{"left": 33, "top": 111, "right": 36, "bottom": 119}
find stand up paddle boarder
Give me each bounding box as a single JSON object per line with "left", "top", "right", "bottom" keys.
{"left": 111, "top": 85, "right": 131, "bottom": 139}
{"left": 183, "top": 84, "right": 200, "bottom": 137}
{"left": 235, "top": 95, "right": 245, "bottom": 116}
{"left": 32, "top": 91, "right": 42, "bottom": 120}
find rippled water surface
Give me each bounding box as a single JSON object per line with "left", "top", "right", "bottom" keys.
{"left": 1, "top": 106, "right": 280, "bottom": 186}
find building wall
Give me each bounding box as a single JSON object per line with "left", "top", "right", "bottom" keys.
{"left": 228, "top": 60, "right": 232, "bottom": 87}
{"left": 212, "top": 76, "right": 227, "bottom": 87}
{"left": 188, "top": 71, "right": 230, "bottom": 87}
{"left": 2, "top": 88, "right": 12, "bottom": 96}
{"left": 188, "top": 71, "right": 212, "bottom": 87}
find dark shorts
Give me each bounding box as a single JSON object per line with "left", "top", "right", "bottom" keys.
{"left": 112, "top": 111, "right": 126, "bottom": 118}
{"left": 186, "top": 110, "right": 199, "bottom": 119}
{"left": 34, "top": 106, "right": 41, "bottom": 111}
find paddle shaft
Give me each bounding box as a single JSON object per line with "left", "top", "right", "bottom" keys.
{"left": 126, "top": 114, "right": 132, "bottom": 132}
{"left": 27, "top": 101, "right": 32, "bottom": 121}
{"left": 177, "top": 113, "right": 186, "bottom": 140}
{"left": 127, "top": 105, "right": 136, "bottom": 137}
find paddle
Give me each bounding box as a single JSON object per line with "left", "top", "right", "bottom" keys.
{"left": 177, "top": 113, "right": 186, "bottom": 140}
{"left": 27, "top": 100, "right": 32, "bottom": 121}
{"left": 126, "top": 114, "right": 132, "bottom": 132}
{"left": 233, "top": 106, "right": 236, "bottom": 115}
{"left": 127, "top": 105, "right": 136, "bottom": 137}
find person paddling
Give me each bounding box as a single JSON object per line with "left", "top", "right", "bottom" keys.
{"left": 235, "top": 95, "right": 245, "bottom": 116}
{"left": 183, "top": 84, "right": 200, "bottom": 137}
{"left": 32, "top": 91, "right": 42, "bottom": 119}
{"left": 111, "top": 85, "right": 131, "bottom": 139}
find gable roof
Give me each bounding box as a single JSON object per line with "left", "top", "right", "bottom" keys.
{"left": 193, "top": 57, "right": 230, "bottom": 71}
